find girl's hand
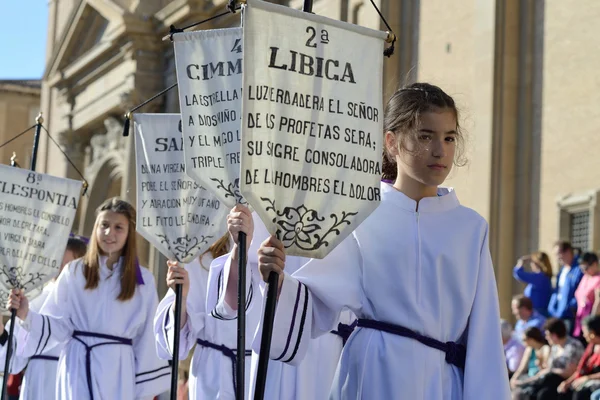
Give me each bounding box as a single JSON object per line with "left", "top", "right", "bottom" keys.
{"left": 517, "top": 255, "right": 530, "bottom": 266}
{"left": 257, "top": 236, "right": 286, "bottom": 291}
{"left": 7, "top": 289, "right": 29, "bottom": 320}
{"left": 227, "top": 205, "right": 253, "bottom": 246}
{"left": 166, "top": 261, "right": 190, "bottom": 298}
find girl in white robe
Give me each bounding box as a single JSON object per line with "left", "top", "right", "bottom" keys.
{"left": 154, "top": 234, "right": 259, "bottom": 399}
{"left": 209, "top": 208, "right": 357, "bottom": 399}
{"left": 252, "top": 83, "right": 511, "bottom": 399}
{"left": 7, "top": 197, "right": 170, "bottom": 400}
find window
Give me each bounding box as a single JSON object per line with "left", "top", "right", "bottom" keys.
{"left": 570, "top": 210, "right": 590, "bottom": 251}
{"left": 557, "top": 190, "right": 600, "bottom": 253}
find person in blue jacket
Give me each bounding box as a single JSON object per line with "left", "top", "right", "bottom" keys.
{"left": 547, "top": 240, "right": 584, "bottom": 333}
{"left": 513, "top": 251, "right": 553, "bottom": 316}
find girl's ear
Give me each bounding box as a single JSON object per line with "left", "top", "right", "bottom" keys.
{"left": 384, "top": 131, "right": 398, "bottom": 158}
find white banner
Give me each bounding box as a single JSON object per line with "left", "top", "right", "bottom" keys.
{"left": 134, "top": 114, "right": 228, "bottom": 263}
{"left": 0, "top": 165, "right": 82, "bottom": 309}
{"left": 241, "top": 0, "right": 386, "bottom": 258}
{"left": 174, "top": 28, "right": 247, "bottom": 208}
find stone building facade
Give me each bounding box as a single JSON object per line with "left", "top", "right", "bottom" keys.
{"left": 36, "top": 0, "right": 600, "bottom": 320}
{"left": 0, "top": 80, "right": 41, "bottom": 168}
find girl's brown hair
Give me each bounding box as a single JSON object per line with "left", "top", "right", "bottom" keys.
{"left": 530, "top": 251, "right": 553, "bottom": 278}
{"left": 83, "top": 197, "right": 138, "bottom": 301}
{"left": 382, "top": 82, "right": 467, "bottom": 181}
{"left": 200, "top": 232, "right": 230, "bottom": 270}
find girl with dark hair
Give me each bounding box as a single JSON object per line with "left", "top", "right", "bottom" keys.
{"left": 510, "top": 327, "right": 550, "bottom": 399}
{"left": 227, "top": 83, "right": 510, "bottom": 399}
{"left": 7, "top": 197, "right": 170, "bottom": 399}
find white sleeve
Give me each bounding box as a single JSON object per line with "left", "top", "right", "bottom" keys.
{"left": 253, "top": 233, "right": 364, "bottom": 366}
{"left": 153, "top": 264, "right": 207, "bottom": 360}
{"left": 463, "top": 224, "right": 511, "bottom": 399}
{"left": 4, "top": 321, "right": 30, "bottom": 374}
{"left": 16, "top": 267, "right": 74, "bottom": 358}
{"left": 0, "top": 330, "right": 28, "bottom": 377}
{"left": 206, "top": 254, "right": 259, "bottom": 320}
{"left": 134, "top": 272, "right": 171, "bottom": 398}
{"left": 206, "top": 212, "right": 266, "bottom": 319}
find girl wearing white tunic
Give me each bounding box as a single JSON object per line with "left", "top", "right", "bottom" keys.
{"left": 12, "top": 237, "right": 88, "bottom": 400}
{"left": 154, "top": 234, "right": 259, "bottom": 399}
{"left": 244, "top": 83, "right": 510, "bottom": 399}
{"left": 7, "top": 198, "right": 170, "bottom": 400}
{"left": 209, "top": 208, "right": 356, "bottom": 399}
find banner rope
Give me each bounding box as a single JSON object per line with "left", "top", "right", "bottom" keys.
{"left": 41, "top": 125, "right": 89, "bottom": 196}
{"left": 0, "top": 125, "right": 36, "bottom": 149}
{"left": 368, "top": 0, "right": 396, "bottom": 57}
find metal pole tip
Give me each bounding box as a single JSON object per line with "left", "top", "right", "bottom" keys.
{"left": 36, "top": 112, "right": 44, "bottom": 124}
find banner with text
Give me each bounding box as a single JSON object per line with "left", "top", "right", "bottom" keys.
{"left": 174, "top": 28, "right": 247, "bottom": 208}
{"left": 241, "top": 0, "right": 386, "bottom": 258}
{"left": 135, "top": 114, "right": 228, "bottom": 263}
{"left": 0, "top": 165, "right": 82, "bottom": 310}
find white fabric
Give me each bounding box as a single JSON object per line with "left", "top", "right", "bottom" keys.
{"left": 14, "top": 281, "right": 63, "bottom": 400}
{"left": 0, "top": 164, "right": 82, "bottom": 310}
{"left": 0, "top": 283, "right": 62, "bottom": 399}
{"left": 173, "top": 28, "right": 247, "bottom": 207}
{"left": 265, "top": 183, "right": 510, "bottom": 399}
{"left": 134, "top": 113, "right": 228, "bottom": 264}
{"left": 557, "top": 266, "right": 570, "bottom": 301}
{"left": 207, "top": 214, "right": 355, "bottom": 399}
{"left": 154, "top": 254, "right": 258, "bottom": 399}
{"left": 240, "top": 0, "right": 384, "bottom": 258}
{"left": 16, "top": 257, "right": 170, "bottom": 400}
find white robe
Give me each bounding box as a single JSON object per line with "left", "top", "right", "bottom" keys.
{"left": 16, "top": 257, "right": 170, "bottom": 400}
{"left": 154, "top": 254, "right": 258, "bottom": 399}
{"left": 264, "top": 184, "right": 511, "bottom": 399}
{"left": 14, "top": 281, "right": 63, "bottom": 400}
{"left": 208, "top": 215, "right": 355, "bottom": 400}
{"left": 0, "top": 288, "right": 55, "bottom": 400}
{"left": 0, "top": 285, "right": 59, "bottom": 399}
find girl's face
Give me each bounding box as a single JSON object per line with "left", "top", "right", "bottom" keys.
{"left": 386, "top": 109, "right": 457, "bottom": 188}
{"left": 95, "top": 210, "right": 129, "bottom": 256}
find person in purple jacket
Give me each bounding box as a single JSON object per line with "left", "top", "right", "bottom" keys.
{"left": 548, "top": 240, "right": 584, "bottom": 334}
{"left": 513, "top": 251, "right": 553, "bottom": 316}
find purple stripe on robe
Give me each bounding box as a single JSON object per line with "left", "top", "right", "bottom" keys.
{"left": 274, "top": 280, "right": 303, "bottom": 361}
{"left": 69, "top": 232, "right": 90, "bottom": 244}
{"left": 381, "top": 179, "right": 394, "bottom": 184}
{"left": 135, "top": 258, "right": 145, "bottom": 285}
